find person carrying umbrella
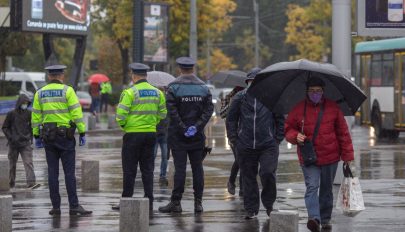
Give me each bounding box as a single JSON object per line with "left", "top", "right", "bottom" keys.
{"left": 284, "top": 76, "right": 354, "bottom": 232}
{"left": 226, "top": 67, "right": 285, "bottom": 219}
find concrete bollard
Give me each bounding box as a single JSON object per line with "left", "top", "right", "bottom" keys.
{"left": 87, "top": 115, "right": 96, "bottom": 131}
{"left": 119, "top": 198, "right": 149, "bottom": 232}
{"left": 269, "top": 210, "right": 299, "bottom": 232}
{"left": 167, "top": 160, "right": 175, "bottom": 189}
{"left": 108, "top": 114, "right": 118, "bottom": 129}
{"left": 0, "top": 159, "right": 10, "bottom": 192}
{"left": 0, "top": 195, "right": 12, "bottom": 232}
{"left": 81, "top": 160, "right": 99, "bottom": 191}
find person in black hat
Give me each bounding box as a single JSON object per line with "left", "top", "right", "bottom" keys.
{"left": 159, "top": 57, "right": 214, "bottom": 214}
{"left": 113, "top": 62, "right": 167, "bottom": 212}
{"left": 31, "top": 64, "right": 91, "bottom": 216}
{"left": 226, "top": 67, "right": 285, "bottom": 219}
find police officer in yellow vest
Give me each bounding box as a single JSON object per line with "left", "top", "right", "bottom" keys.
{"left": 112, "top": 63, "right": 167, "bottom": 211}
{"left": 31, "top": 64, "right": 92, "bottom": 216}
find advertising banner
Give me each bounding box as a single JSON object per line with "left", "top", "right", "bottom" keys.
{"left": 143, "top": 3, "right": 169, "bottom": 63}
{"left": 21, "top": 0, "right": 90, "bottom": 35}
{"left": 357, "top": 0, "right": 405, "bottom": 36}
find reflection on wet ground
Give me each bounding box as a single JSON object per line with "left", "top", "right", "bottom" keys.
{"left": 1, "top": 119, "right": 405, "bottom": 231}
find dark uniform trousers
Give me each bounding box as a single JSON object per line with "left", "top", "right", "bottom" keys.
{"left": 237, "top": 141, "right": 279, "bottom": 213}
{"left": 121, "top": 133, "right": 156, "bottom": 202}
{"left": 44, "top": 135, "right": 78, "bottom": 209}
{"left": 171, "top": 149, "right": 204, "bottom": 201}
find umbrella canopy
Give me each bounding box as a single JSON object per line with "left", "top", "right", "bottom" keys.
{"left": 248, "top": 59, "right": 367, "bottom": 116}
{"left": 146, "top": 71, "right": 176, "bottom": 87}
{"left": 210, "top": 70, "right": 247, "bottom": 87}
{"left": 88, "top": 74, "right": 110, "bottom": 84}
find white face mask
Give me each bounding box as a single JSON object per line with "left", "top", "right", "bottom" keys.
{"left": 247, "top": 81, "right": 252, "bottom": 88}
{"left": 21, "top": 104, "right": 28, "bottom": 110}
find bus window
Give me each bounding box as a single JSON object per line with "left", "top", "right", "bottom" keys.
{"left": 383, "top": 59, "right": 394, "bottom": 86}
{"left": 371, "top": 58, "right": 382, "bottom": 86}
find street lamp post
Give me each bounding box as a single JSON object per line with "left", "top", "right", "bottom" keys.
{"left": 190, "top": 0, "right": 198, "bottom": 61}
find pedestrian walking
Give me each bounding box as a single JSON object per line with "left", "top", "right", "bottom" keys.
{"left": 31, "top": 64, "right": 91, "bottom": 216}
{"left": 158, "top": 57, "right": 214, "bottom": 213}
{"left": 112, "top": 63, "right": 167, "bottom": 212}
{"left": 100, "top": 80, "right": 112, "bottom": 113}
{"left": 89, "top": 81, "right": 101, "bottom": 115}
{"left": 226, "top": 67, "right": 285, "bottom": 219}
{"left": 154, "top": 87, "right": 170, "bottom": 185}
{"left": 219, "top": 86, "right": 245, "bottom": 196}
{"left": 2, "top": 94, "right": 39, "bottom": 189}
{"left": 284, "top": 76, "right": 354, "bottom": 232}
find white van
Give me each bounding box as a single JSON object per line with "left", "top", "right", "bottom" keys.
{"left": 2, "top": 72, "right": 47, "bottom": 98}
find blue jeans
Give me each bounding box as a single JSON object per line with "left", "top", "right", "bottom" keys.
{"left": 301, "top": 162, "right": 338, "bottom": 224}
{"left": 153, "top": 135, "right": 168, "bottom": 178}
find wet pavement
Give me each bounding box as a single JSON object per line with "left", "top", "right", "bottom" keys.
{"left": 1, "top": 115, "right": 405, "bottom": 231}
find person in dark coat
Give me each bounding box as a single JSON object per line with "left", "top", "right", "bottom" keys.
{"left": 285, "top": 76, "right": 354, "bottom": 232}
{"left": 158, "top": 57, "right": 214, "bottom": 213}
{"left": 226, "top": 67, "right": 285, "bottom": 219}
{"left": 2, "top": 94, "right": 39, "bottom": 189}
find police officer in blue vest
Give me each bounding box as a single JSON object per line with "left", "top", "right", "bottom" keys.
{"left": 158, "top": 57, "right": 214, "bottom": 214}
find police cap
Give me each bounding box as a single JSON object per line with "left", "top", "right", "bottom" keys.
{"left": 128, "top": 63, "right": 150, "bottom": 75}
{"left": 44, "top": 64, "right": 67, "bottom": 75}
{"left": 176, "top": 57, "right": 195, "bottom": 69}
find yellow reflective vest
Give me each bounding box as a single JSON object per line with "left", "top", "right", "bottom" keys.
{"left": 31, "top": 81, "right": 86, "bottom": 136}
{"left": 116, "top": 80, "right": 167, "bottom": 133}
{"left": 101, "top": 82, "right": 112, "bottom": 94}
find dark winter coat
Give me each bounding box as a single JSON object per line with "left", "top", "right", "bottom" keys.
{"left": 285, "top": 98, "right": 354, "bottom": 166}
{"left": 2, "top": 94, "right": 33, "bottom": 148}
{"left": 226, "top": 90, "right": 285, "bottom": 150}
{"left": 166, "top": 74, "right": 214, "bottom": 150}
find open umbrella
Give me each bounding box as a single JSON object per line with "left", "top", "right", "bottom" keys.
{"left": 248, "top": 59, "right": 367, "bottom": 116}
{"left": 147, "top": 71, "right": 176, "bottom": 87}
{"left": 88, "top": 74, "right": 109, "bottom": 84}
{"left": 210, "top": 70, "right": 247, "bottom": 87}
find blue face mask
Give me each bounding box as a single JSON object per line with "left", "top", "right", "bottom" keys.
{"left": 20, "top": 104, "right": 28, "bottom": 110}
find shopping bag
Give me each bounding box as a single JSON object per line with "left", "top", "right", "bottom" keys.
{"left": 336, "top": 163, "right": 365, "bottom": 217}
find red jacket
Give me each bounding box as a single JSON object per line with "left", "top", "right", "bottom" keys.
{"left": 285, "top": 98, "right": 354, "bottom": 166}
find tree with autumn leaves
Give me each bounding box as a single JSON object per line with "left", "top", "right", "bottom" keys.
{"left": 92, "top": 0, "right": 237, "bottom": 84}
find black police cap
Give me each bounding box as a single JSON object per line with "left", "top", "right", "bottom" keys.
{"left": 44, "top": 64, "right": 67, "bottom": 75}
{"left": 176, "top": 57, "right": 195, "bottom": 69}
{"left": 128, "top": 63, "right": 150, "bottom": 75}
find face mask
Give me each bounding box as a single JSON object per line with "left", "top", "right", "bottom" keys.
{"left": 308, "top": 92, "right": 323, "bottom": 104}
{"left": 21, "top": 104, "right": 28, "bottom": 110}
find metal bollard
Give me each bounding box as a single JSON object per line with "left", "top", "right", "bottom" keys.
{"left": 269, "top": 210, "right": 299, "bottom": 232}
{"left": 119, "top": 198, "right": 149, "bottom": 232}
{"left": 81, "top": 160, "right": 99, "bottom": 191}
{"left": 0, "top": 159, "right": 10, "bottom": 192}
{"left": 108, "top": 114, "right": 117, "bottom": 129}
{"left": 0, "top": 195, "right": 12, "bottom": 232}
{"left": 87, "top": 115, "right": 96, "bottom": 131}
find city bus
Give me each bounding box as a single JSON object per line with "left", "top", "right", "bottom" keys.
{"left": 355, "top": 37, "right": 405, "bottom": 139}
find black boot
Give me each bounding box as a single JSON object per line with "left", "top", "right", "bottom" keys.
{"left": 158, "top": 200, "right": 182, "bottom": 213}
{"left": 194, "top": 198, "right": 203, "bottom": 213}
{"left": 69, "top": 205, "right": 93, "bottom": 216}
{"left": 49, "top": 208, "right": 61, "bottom": 216}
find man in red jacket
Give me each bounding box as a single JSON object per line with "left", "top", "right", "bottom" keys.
{"left": 285, "top": 76, "right": 354, "bottom": 232}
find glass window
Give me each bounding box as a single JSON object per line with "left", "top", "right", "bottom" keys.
{"left": 26, "top": 82, "right": 36, "bottom": 93}
{"left": 371, "top": 60, "right": 382, "bottom": 86}
{"left": 382, "top": 60, "right": 394, "bottom": 86}
{"left": 372, "top": 54, "right": 382, "bottom": 61}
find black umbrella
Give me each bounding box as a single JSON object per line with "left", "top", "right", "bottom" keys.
{"left": 210, "top": 70, "right": 247, "bottom": 87}
{"left": 248, "top": 59, "right": 367, "bottom": 116}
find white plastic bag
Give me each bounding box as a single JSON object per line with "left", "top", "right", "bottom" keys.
{"left": 336, "top": 163, "right": 365, "bottom": 217}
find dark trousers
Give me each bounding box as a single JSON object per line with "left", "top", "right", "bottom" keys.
{"left": 121, "top": 133, "right": 156, "bottom": 202}
{"left": 238, "top": 142, "right": 279, "bottom": 213}
{"left": 44, "top": 136, "right": 78, "bottom": 209}
{"left": 171, "top": 149, "right": 204, "bottom": 201}
{"left": 229, "top": 145, "right": 242, "bottom": 191}
{"left": 100, "top": 94, "right": 109, "bottom": 113}
{"left": 8, "top": 145, "right": 36, "bottom": 188}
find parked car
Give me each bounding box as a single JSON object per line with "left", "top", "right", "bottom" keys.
{"left": 76, "top": 91, "right": 92, "bottom": 111}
